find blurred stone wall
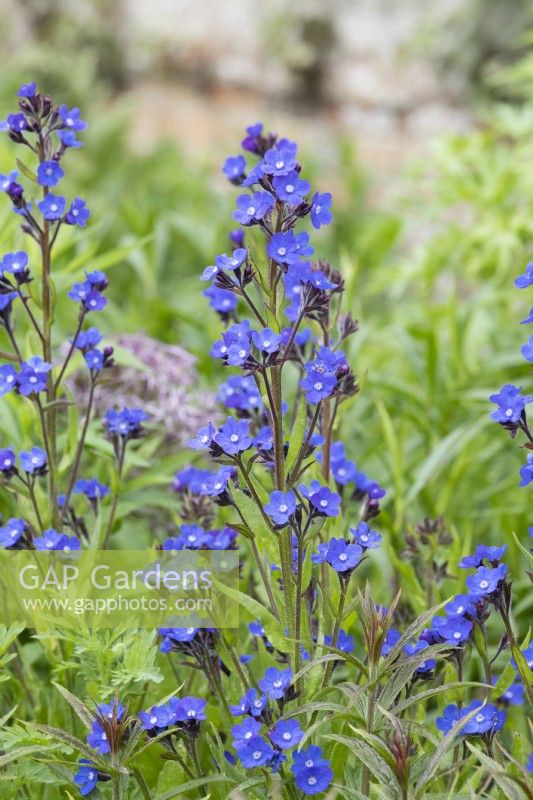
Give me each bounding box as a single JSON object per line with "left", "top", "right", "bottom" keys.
{"left": 126, "top": 0, "right": 470, "bottom": 139}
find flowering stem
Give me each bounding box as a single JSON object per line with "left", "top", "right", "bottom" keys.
{"left": 250, "top": 536, "right": 281, "bottom": 622}
{"left": 58, "top": 379, "right": 95, "bottom": 525}
{"left": 54, "top": 308, "right": 85, "bottom": 392}
{"left": 17, "top": 289, "right": 44, "bottom": 343}
{"left": 321, "top": 576, "right": 348, "bottom": 690}
{"left": 287, "top": 402, "right": 322, "bottom": 487}
{"left": 101, "top": 444, "right": 126, "bottom": 550}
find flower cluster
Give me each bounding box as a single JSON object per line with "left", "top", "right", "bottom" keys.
{"left": 490, "top": 261, "right": 533, "bottom": 486}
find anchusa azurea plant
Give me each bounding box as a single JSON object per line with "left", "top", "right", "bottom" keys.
{"left": 0, "top": 89, "right": 532, "bottom": 799}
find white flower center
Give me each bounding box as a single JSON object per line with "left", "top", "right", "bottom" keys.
{"left": 319, "top": 499, "right": 328, "bottom": 507}
{"left": 230, "top": 434, "right": 239, "bottom": 442}
{"left": 338, "top": 553, "right": 348, "bottom": 562}
{"left": 305, "top": 759, "right": 313, "bottom": 767}
{"left": 252, "top": 751, "right": 262, "bottom": 760}
{"left": 456, "top": 605, "right": 464, "bottom": 614}
{"left": 278, "top": 247, "right": 286, "bottom": 256}
{"left": 279, "top": 504, "right": 288, "bottom": 513}
{"left": 475, "top": 713, "right": 485, "bottom": 723}
{"left": 479, "top": 580, "right": 489, "bottom": 589}
{"left": 314, "top": 382, "right": 323, "bottom": 391}
{"left": 308, "top": 777, "right": 317, "bottom": 786}
{"left": 282, "top": 732, "right": 291, "bottom": 740}
{"left": 275, "top": 160, "right": 284, "bottom": 169}
{"left": 247, "top": 206, "right": 255, "bottom": 215}
{"left": 150, "top": 715, "right": 158, "bottom": 724}
{"left": 453, "top": 631, "right": 461, "bottom": 639}
{"left": 285, "top": 184, "right": 294, "bottom": 193}
{"left": 505, "top": 408, "right": 513, "bottom": 417}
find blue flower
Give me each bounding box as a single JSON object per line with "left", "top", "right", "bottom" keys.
{"left": 313, "top": 538, "right": 363, "bottom": 572}
{"left": 432, "top": 615, "right": 473, "bottom": 645}
{"left": 236, "top": 735, "right": 274, "bottom": 768}
{"left": 0, "top": 170, "right": 19, "bottom": 191}
{"left": 354, "top": 470, "right": 386, "bottom": 499}
{"left": 58, "top": 130, "right": 84, "bottom": 149}
{"left": 459, "top": 545, "right": 506, "bottom": 568}
{"left": 222, "top": 155, "right": 246, "bottom": 181}
{"left": 17, "top": 82, "right": 37, "bottom": 98}
{"left": 104, "top": 407, "right": 148, "bottom": 438}
{"left": 232, "top": 717, "right": 262, "bottom": 748}
{"left": 350, "top": 521, "right": 382, "bottom": 550}
{"left": 19, "top": 446, "right": 47, "bottom": 474}
{"left": 0, "top": 446, "right": 16, "bottom": 475}
{"left": 232, "top": 688, "right": 268, "bottom": 717}
{"left": 217, "top": 248, "right": 248, "bottom": 271}
{"left": 264, "top": 490, "right": 296, "bottom": 525}
{"left": 173, "top": 696, "right": 207, "bottom": 722}
{"left": 0, "top": 518, "right": 27, "bottom": 548}
{"left": 34, "top": 529, "right": 80, "bottom": 551}
{"left": 74, "top": 478, "right": 110, "bottom": 500}
{"left": 0, "top": 291, "right": 19, "bottom": 317}
{"left": 521, "top": 336, "right": 533, "bottom": 362}
{"left": 519, "top": 454, "right": 533, "bottom": 486}
{"left": 203, "top": 286, "right": 237, "bottom": 313}
{"left": 68, "top": 281, "right": 107, "bottom": 312}
{"left": 217, "top": 375, "right": 262, "bottom": 410}
{"left": 1, "top": 250, "right": 29, "bottom": 277}
{"left": 310, "top": 191, "right": 333, "bottom": 229}
{"left": 38, "top": 193, "right": 65, "bottom": 220}
{"left": 7, "top": 113, "right": 27, "bottom": 132}
{"left": 261, "top": 147, "right": 297, "bottom": 176}
{"left": 465, "top": 564, "right": 507, "bottom": 596}
{"left": 74, "top": 328, "right": 102, "bottom": 351}
{"left": 403, "top": 640, "right": 435, "bottom": 673}
{"left": 521, "top": 308, "right": 533, "bottom": 324}
{"left": 515, "top": 263, "right": 533, "bottom": 288}
{"left": 214, "top": 417, "right": 253, "bottom": 456}
{"left": 233, "top": 191, "right": 275, "bottom": 225}
{"left": 87, "top": 721, "right": 110, "bottom": 754}
{"left": 331, "top": 456, "right": 357, "bottom": 484}
{"left": 268, "top": 231, "right": 310, "bottom": 265}
{"left": 258, "top": 667, "right": 293, "bottom": 700}
{"left": 489, "top": 384, "right": 532, "bottom": 424}
{"left": 300, "top": 369, "right": 337, "bottom": 403}
{"left": 324, "top": 628, "right": 355, "bottom": 653}
{"left": 37, "top": 161, "right": 64, "bottom": 187}
{"left": 272, "top": 171, "right": 310, "bottom": 205}
{"left": 269, "top": 719, "right": 304, "bottom": 749}
{"left": 84, "top": 349, "right": 103, "bottom": 371}
{"left": 251, "top": 327, "right": 282, "bottom": 353}
{"left": 66, "top": 197, "right": 90, "bottom": 227}
{"left": 291, "top": 747, "right": 333, "bottom": 795}
{"left": 300, "top": 480, "right": 341, "bottom": 516}
{"left": 59, "top": 105, "right": 88, "bottom": 131}
{"left": 0, "top": 364, "right": 17, "bottom": 396}
{"left": 16, "top": 357, "right": 52, "bottom": 395}
{"left": 381, "top": 628, "right": 401, "bottom": 656}
{"left": 498, "top": 681, "right": 524, "bottom": 706}
{"left": 445, "top": 594, "right": 477, "bottom": 617}
{"left": 139, "top": 704, "right": 173, "bottom": 730}
{"left": 73, "top": 759, "right": 99, "bottom": 796}
{"left": 188, "top": 423, "right": 216, "bottom": 450}
{"left": 437, "top": 701, "right": 505, "bottom": 737}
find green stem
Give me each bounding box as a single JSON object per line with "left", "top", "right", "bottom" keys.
{"left": 101, "top": 444, "right": 126, "bottom": 549}
{"left": 321, "top": 578, "right": 348, "bottom": 690}
{"left": 132, "top": 768, "right": 152, "bottom": 800}
{"left": 58, "top": 379, "right": 95, "bottom": 525}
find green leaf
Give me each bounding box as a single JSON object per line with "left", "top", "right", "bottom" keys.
{"left": 285, "top": 395, "right": 308, "bottom": 477}
{"left": 155, "top": 775, "right": 234, "bottom": 800}
{"left": 230, "top": 487, "right": 278, "bottom": 563}
{"left": 212, "top": 577, "right": 288, "bottom": 652}
{"left": 52, "top": 682, "right": 95, "bottom": 729}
